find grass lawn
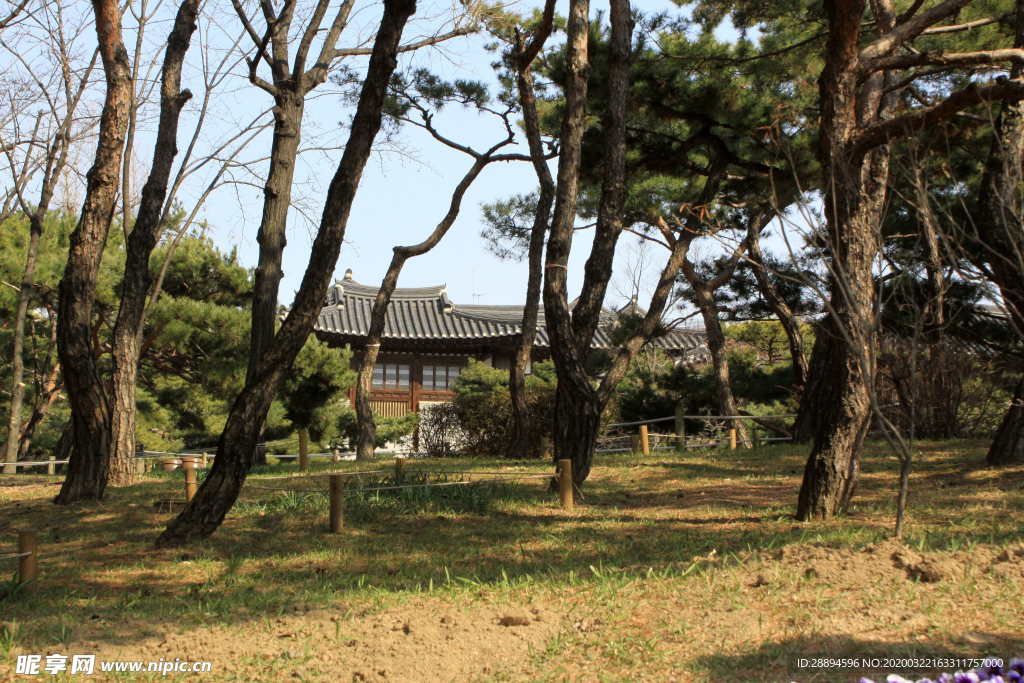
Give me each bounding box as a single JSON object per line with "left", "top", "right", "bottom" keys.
{"left": 1, "top": 440, "right": 1022, "bottom": 682}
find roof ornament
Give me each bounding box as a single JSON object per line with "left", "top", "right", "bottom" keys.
{"left": 343, "top": 268, "right": 354, "bottom": 281}
{"left": 439, "top": 291, "right": 453, "bottom": 313}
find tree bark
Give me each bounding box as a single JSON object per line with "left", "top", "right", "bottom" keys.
{"left": 543, "top": 0, "right": 636, "bottom": 487}
{"left": 795, "top": 0, "right": 896, "bottom": 519}
{"left": 506, "top": 12, "right": 555, "bottom": 459}
{"left": 682, "top": 240, "right": 750, "bottom": 444}
{"left": 53, "top": 0, "right": 132, "bottom": 505}
{"left": 989, "top": 377, "right": 1024, "bottom": 465}
{"left": 155, "top": 0, "right": 415, "bottom": 547}
{"left": 17, "top": 313, "right": 62, "bottom": 459}
{"left": 746, "top": 212, "right": 810, "bottom": 393}
{"left": 108, "top": 0, "right": 201, "bottom": 486}
{"left": 355, "top": 154, "right": 495, "bottom": 458}
{"left": 977, "top": 0, "right": 1024, "bottom": 466}
{"left": 792, "top": 317, "right": 839, "bottom": 443}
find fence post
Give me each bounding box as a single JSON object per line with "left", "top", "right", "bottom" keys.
{"left": 184, "top": 468, "right": 197, "bottom": 502}
{"left": 299, "top": 428, "right": 308, "bottom": 472}
{"left": 752, "top": 428, "right": 760, "bottom": 451}
{"left": 631, "top": 435, "right": 641, "bottom": 453}
{"left": 539, "top": 436, "right": 551, "bottom": 459}
{"left": 332, "top": 448, "right": 340, "bottom": 463}
{"left": 18, "top": 529, "right": 37, "bottom": 594}
{"left": 47, "top": 455, "right": 55, "bottom": 475}
{"left": 329, "top": 474, "right": 344, "bottom": 533}
{"left": 395, "top": 456, "right": 407, "bottom": 478}
{"left": 202, "top": 452, "right": 208, "bottom": 468}
{"left": 639, "top": 424, "right": 650, "bottom": 455}
{"left": 558, "top": 459, "right": 573, "bottom": 510}
{"left": 675, "top": 405, "right": 686, "bottom": 453}
{"left": 729, "top": 428, "right": 737, "bottom": 450}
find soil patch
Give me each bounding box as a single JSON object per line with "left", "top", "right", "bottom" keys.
{"left": 59, "top": 600, "right": 562, "bottom": 682}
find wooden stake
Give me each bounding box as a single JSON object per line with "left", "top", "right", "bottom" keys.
{"left": 202, "top": 452, "right": 208, "bottom": 468}
{"left": 47, "top": 455, "right": 55, "bottom": 475}
{"left": 639, "top": 424, "right": 650, "bottom": 455}
{"left": 558, "top": 459, "right": 573, "bottom": 510}
{"left": 729, "top": 428, "right": 737, "bottom": 450}
{"left": 299, "top": 428, "right": 308, "bottom": 472}
{"left": 18, "top": 528, "right": 37, "bottom": 594}
{"left": 631, "top": 435, "right": 641, "bottom": 453}
{"left": 752, "top": 428, "right": 760, "bottom": 451}
{"left": 329, "top": 474, "right": 344, "bottom": 533}
{"left": 675, "top": 405, "right": 686, "bottom": 453}
{"left": 332, "top": 448, "right": 340, "bottom": 462}
{"left": 184, "top": 468, "right": 197, "bottom": 502}
{"left": 395, "top": 456, "right": 407, "bottom": 477}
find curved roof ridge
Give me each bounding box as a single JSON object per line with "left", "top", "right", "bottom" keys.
{"left": 341, "top": 279, "right": 447, "bottom": 300}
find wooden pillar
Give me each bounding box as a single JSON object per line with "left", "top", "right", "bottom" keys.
{"left": 184, "top": 468, "right": 197, "bottom": 502}
{"left": 631, "top": 435, "right": 640, "bottom": 453}
{"left": 395, "top": 456, "right": 407, "bottom": 478}
{"left": 675, "top": 406, "right": 686, "bottom": 453}
{"left": 539, "top": 436, "right": 551, "bottom": 459}
{"left": 639, "top": 424, "right": 650, "bottom": 455}
{"left": 202, "top": 452, "right": 208, "bottom": 468}
{"left": 752, "top": 428, "right": 761, "bottom": 451}
{"left": 332, "top": 448, "right": 340, "bottom": 462}
{"left": 729, "top": 428, "right": 737, "bottom": 450}
{"left": 47, "top": 455, "right": 55, "bottom": 475}
{"left": 329, "top": 474, "right": 344, "bottom": 533}
{"left": 18, "top": 529, "right": 37, "bottom": 594}
{"left": 299, "top": 428, "right": 308, "bottom": 472}
{"left": 557, "top": 459, "right": 573, "bottom": 510}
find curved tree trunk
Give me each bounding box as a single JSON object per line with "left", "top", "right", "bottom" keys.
{"left": 988, "top": 377, "right": 1024, "bottom": 465}
{"left": 506, "top": 15, "right": 555, "bottom": 459}
{"left": 155, "top": 0, "right": 414, "bottom": 547}
{"left": 53, "top": 0, "right": 133, "bottom": 505}
{"left": 108, "top": 0, "right": 201, "bottom": 486}
{"left": 792, "top": 317, "right": 838, "bottom": 443}
{"left": 746, "top": 212, "right": 809, "bottom": 393}
{"left": 355, "top": 151, "right": 500, "bottom": 458}
{"left": 691, "top": 281, "right": 749, "bottom": 445}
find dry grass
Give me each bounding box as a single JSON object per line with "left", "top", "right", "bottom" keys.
{"left": 1, "top": 439, "right": 1022, "bottom": 682}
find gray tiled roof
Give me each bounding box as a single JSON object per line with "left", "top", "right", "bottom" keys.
{"left": 314, "top": 276, "right": 706, "bottom": 352}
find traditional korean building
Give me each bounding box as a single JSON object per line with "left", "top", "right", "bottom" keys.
{"left": 313, "top": 270, "right": 708, "bottom": 417}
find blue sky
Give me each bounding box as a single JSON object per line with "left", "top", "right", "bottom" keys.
{"left": 199, "top": 0, "right": 691, "bottom": 312}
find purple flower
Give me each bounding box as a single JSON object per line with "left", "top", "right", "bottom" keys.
{"left": 955, "top": 673, "right": 982, "bottom": 683}
{"left": 939, "top": 675, "right": 955, "bottom": 683}
{"left": 1007, "top": 672, "right": 1022, "bottom": 683}
{"left": 1010, "top": 660, "right": 1024, "bottom": 676}
{"left": 859, "top": 679, "right": 877, "bottom": 683}
{"left": 916, "top": 678, "right": 936, "bottom": 683}
{"left": 887, "top": 676, "right": 911, "bottom": 683}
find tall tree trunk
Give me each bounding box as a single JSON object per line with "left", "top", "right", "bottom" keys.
{"left": 792, "top": 317, "right": 838, "bottom": 443}
{"left": 245, "top": 97, "right": 305, "bottom": 468}
{"left": 4, "top": 111, "right": 67, "bottom": 473}
{"left": 156, "top": 0, "right": 414, "bottom": 547}
{"left": 507, "top": 12, "right": 555, "bottom": 459}
{"left": 978, "top": 0, "right": 1024, "bottom": 466}
{"left": 746, "top": 212, "right": 809, "bottom": 393}
{"left": 4, "top": 213, "right": 44, "bottom": 474}
{"left": 795, "top": 0, "right": 896, "bottom": 520}
{"left": 355, "top": 154, "right": 493, "bottom": 459}
{"left": 543, "top": 0, "right": 634, "bottom": 487}
{"left": 691, "top": 280, "right": 749, "bottom": 444}
{"left": 53, "top": 0, "right": 132, "bottom": 505}
{"left": 108, "top": 0, "right": 201, "bottom": 486}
